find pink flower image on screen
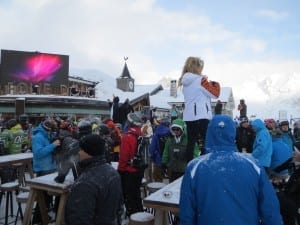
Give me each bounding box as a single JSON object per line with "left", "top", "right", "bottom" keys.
{"left": 13, "top": 54, "right": 63, "bottom": 83}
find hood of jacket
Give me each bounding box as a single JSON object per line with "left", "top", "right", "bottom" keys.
{"left": 181, "top": 72, "right": 201, "bottom": 86}
{"left": 33, "top": 123, "right": 49, "bottom": 137}
{"left": 155, "top": 124, "right": 170, "bottom": 136}
{"left": 251, "top": 119, "right": 266, "bottom": 132}
{"left": 10, "top": 124, "right": 23, "bottom": 131}
{"left": 205, "top": 115, "right": 237, "bottom": 152}
{"left": 170, "top": 118, "right": 185, "bottom": 135}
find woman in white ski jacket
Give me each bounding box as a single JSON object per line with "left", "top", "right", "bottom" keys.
{"left": 178, "top": 56, "right": 220, "bottom": 161}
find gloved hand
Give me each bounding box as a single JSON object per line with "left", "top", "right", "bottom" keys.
{"left": 54, "top": 174, "right": 66, "bottom": 183}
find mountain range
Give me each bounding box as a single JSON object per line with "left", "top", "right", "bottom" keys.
{"left": 243, "top": 72, "right": 300, "bottom": 121}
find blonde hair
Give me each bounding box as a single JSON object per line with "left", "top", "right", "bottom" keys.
{"left": 178, "top": 56, "right": 204, "bottom": 86}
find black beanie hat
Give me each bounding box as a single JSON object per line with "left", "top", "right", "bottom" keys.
{"left": 98, "top": 124, "right": 110, "bottom": 135}
{"left": 79, "top": 134, "right": 106, "bottom": 156}
{"left": 7, "top": 119, "right": 17, "bottom": 129}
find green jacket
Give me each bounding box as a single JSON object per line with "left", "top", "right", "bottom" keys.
{"left": 162, "top": 118, "right": 199, "bottom": 173}
{"left": 1, "top": 124, "right": 27, "bottom": 154}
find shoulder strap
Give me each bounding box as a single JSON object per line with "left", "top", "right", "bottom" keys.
{"left": 136, "top": 135, "right": 143, "bottom": 155}
{"left": 125, "top": 131, "right": 141, "bottom": 155}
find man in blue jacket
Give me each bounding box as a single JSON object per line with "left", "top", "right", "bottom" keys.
{"left": 179, "top": 115, "right": 282, "bottom": 225}
{"left": 251, "top": 118, "right": 273, "bottom": 171}
{"left": 32, "top": 118, "right": 60, "bottom": 175}
{"left": 149, "top": 117, "right": 171, "bottom": 182}
{"left": 31, "top": 118, "right": 61, "bottom": 224}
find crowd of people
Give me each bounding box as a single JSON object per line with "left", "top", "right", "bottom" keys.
{"left": 1, "top": 56, "right": 299, "bottom": 225}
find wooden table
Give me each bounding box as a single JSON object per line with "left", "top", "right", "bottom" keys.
{"left": 0, "top": 152, "right": 34, "bottom": 182}
{"left": 143, "top": 177, "right": 182, "bottom": 225}
{"left": 23, "top": 172, "right": 74, "bottom": 225}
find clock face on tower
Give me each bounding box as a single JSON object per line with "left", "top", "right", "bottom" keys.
{"left": 128, "top": 81, "right": 134, "bottom": 90}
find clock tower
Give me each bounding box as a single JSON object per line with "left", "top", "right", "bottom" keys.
{"left": 116, "top": 57, "right": 135, "bottom": 92}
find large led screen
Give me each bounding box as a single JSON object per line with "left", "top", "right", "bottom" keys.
{"left": 0, "top": 50, "right": 69, "bottom": 87}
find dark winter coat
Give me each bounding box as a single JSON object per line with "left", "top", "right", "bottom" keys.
{"left": 235, "top": 125, "right": 255, "bottom": 153}
{"left": 65, "top": 156, "right": 123, "bottom": 225}
{"left": 238, "top": 102, "right": 247, "bottom": 118}
{"left": 214, "top": 102, "right": 222, "bottom": 114}
{"left": 119, "top": 101, "right": 134, "bottom": 126}
{"left": 111, "top": 97, "right": 121, "bottom": 124}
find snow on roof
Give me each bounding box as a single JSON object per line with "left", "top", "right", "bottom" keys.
{"left": 97, "top": 84, "right": 155, "bottom": 103}
{"left": 151, "top": 89, "right": 179, "bottom": 108}
{"left": 0, "top": 94, "right": 93, "bottom": 100}
{"left": 149, "top": 86, "right": 234, "bottom": 109}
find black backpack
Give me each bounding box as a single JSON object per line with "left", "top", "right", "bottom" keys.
{"left": 129, "top": 135, "right": 150, "bottom": 169}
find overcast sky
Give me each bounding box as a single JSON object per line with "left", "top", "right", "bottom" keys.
{"left": 1, "top": 0, "right": 300, "bottom": 119}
